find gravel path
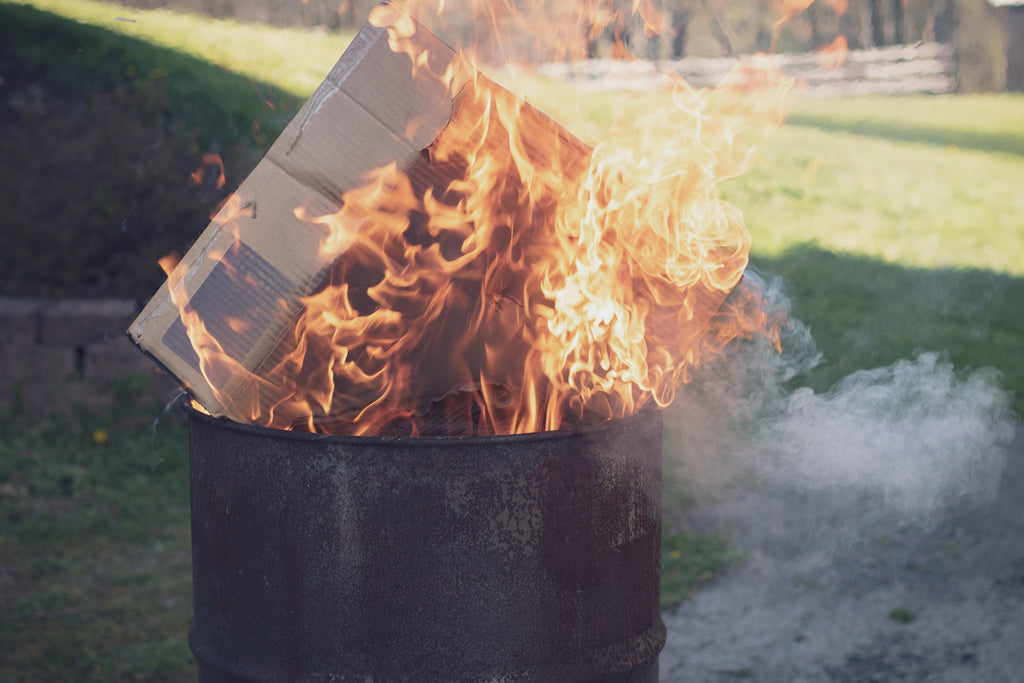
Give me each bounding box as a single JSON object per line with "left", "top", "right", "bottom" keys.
{"left": 658, "top": 425, "right": 1024, "bottom": 682}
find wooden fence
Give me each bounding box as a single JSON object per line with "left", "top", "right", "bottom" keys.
{"left": 539, "top": 42, "right": 957, "bottom": 95}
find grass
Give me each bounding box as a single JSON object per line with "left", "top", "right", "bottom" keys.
{"left": 735, "top": 96, "right": 1024, "bottom": 410}
{"left": 0, "top": 409, "right": 194, "bottom": 682}
{"left": 786, "top": 93, "right": 1024, "bottom": 158}
{"left": 1, "top": 0, "right": 1022, "bottom": 676}
{"left": 751, "top": 248, "right": 1024, "bottom": 408}
{"left": 20, "top": 0, "right": 352, "bottom": 99}
{"left": 888, "top": 606, "right": 918, "bottom": 624}
{"left": 660, "top": 528, "right": 742, "bottom": 607}
{"left": 738, "top": 97, "right": 1024, "bottom": 276}
{"left": 0, "top": 1, "right": 314, "bottom": 298}
{"left": 0, "top": 0, "right": 308, "bottom": 147}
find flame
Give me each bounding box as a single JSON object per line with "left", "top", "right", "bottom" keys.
{"left": 189, "top": 153, "right": 226, "bottom": 190}
{"left": 817, "top": 35, "right": 848, "bottom": 70}
{"left": 160, "top": 197, "right": 287, "bottom": 419}
{"left": 387, "top": 0, "right": 668, "bottom": 63}
{"left": 537, "top": 62, "right": 791, "bottom": 423}
{"left": 158, "top": 254, "right": 181, "bottom": 275}
{"left": 766, "top": 0, "right": 849, "bottom": 52}
{"left": 769, "top": 0, "right": 817, "bottom": 29}
{"left": 168, "top": 3, "right": 797, "bottom": 436}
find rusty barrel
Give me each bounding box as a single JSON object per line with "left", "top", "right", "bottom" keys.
{"left": 186, "top": 403, "right": 665, "bottom": 682}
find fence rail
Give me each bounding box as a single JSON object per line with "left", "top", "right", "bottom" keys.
{"left": 539, "top": 42, "right": 957, "bottom": 96}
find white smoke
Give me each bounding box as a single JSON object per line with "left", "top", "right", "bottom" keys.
{"left": 664, "top": 268, "right": 1016, "bottom": 563}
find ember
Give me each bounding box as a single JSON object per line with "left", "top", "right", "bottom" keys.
{"left": 130, "top": 1, "right": 793, "bottom": 437}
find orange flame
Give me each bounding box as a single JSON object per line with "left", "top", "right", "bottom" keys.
{"left": 766, "top": 0, "right": 849, "bottom": 52}
{"left": 160, "top": 198, "right": 286, "bottom": 419}
{"left": 189, "top": 152, "right": 226, "bottom": 190}
{"left": 168, "top": 4, "right": 795, "bottom": 436}
{"left": 389, "top": 0, "right": 668, "bottom": 62}
{"left": 817, "top": 35, "right": 848, "bottom": 69}
{"left": 158, "top": 254, "right": 181, "bottom": 276}
{"left": 768, "top": 0, "right": 848, "bottom": 27}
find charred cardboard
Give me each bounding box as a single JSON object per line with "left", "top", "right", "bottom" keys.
{"left": 128, "top": 2, "right": 591, "bottom": 420}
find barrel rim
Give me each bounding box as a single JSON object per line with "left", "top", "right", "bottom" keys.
{"left": 182, "top": 396, "right": 661, "bottom": 447}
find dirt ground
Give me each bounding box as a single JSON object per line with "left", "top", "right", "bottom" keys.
{"left": 658, "top": 425, "right": 1024, "bottom": 682}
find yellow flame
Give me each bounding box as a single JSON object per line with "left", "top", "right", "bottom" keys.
{"left": 169, "top": 3, "right": 801, "bottom": 435}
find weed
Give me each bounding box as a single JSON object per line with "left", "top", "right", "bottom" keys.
{"left": 661, "top": 525, "right": 742, "bottom": 607}
{"left": 0, "top": 409, "right": 193, "bottom": 681}
{"left": 889, "top": 607, "right": 918, "bottom": 624}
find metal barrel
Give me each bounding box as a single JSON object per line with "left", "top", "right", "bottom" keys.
{"left": 186, "top": 403, "right": 665, "bottom": 682}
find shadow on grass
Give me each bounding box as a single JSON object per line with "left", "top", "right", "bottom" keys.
{"left": 0, "top": 400, "right": 194, "bottom": 682}
{"left": 785, "top": 114, "right": 1024, "bottom": 158}
{"left": 751, "top": 244, "right": 1024, "bottom": 415}
{"left": 0, "top": 3, "right": 304, "bottom": 299}
{"left": 0, "top": 3, "right": 303, "bottom": 147}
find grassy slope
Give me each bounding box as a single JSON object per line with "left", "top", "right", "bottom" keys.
{"left": 0, "top": 1, "right": 313, "bottom": 298}
{"left": 22, "top": 0, "right": 351, "bottom": 98}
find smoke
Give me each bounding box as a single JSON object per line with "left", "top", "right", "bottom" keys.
{"left": 665, "top": 267, "right": 1016, "bottom": 565}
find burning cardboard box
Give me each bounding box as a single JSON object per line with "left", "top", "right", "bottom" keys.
{"left": 131, "top": 2, "right": 766, "bottom": 437}
{"left": 130, "top": 3, "right": 593, "bottom": 432}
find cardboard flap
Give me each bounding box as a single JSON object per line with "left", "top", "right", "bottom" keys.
{"left": 128, "top": 2, "right": 592, "bottom": 431}
{"left": 129, "top": 4, "right": 467, "bottom": 418}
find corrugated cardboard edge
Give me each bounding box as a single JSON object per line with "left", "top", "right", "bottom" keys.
{"left": 128, "top": 4, "right": 469, "bottom": 418}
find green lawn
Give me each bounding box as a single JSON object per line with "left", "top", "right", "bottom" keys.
{"left": 2, "top": 0, "right": 1022, "bottom": 678}
{"left": 736, "top": 96, "right": 1024, "bottom": 405}
{"left": 0, "top": 410, "right": 194, "bottom": 682}
{"left": 22, "top": 0, "right": 352, "bottom": 98}
{"left": 741, "top": 96, "right": 1024, "bottom": 275}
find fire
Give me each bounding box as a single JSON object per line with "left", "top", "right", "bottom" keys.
{"left": 538, "top": 63, "right": 789, "bottom": 422}
{"left": 817, "top": 35, "right": 848, "bottom": 70}
{"left": 390, "top": 0, "right": 667, "bottom": 63}
{"left": 189, "top": 152, "right": 226, "bottom": 190}
{"left": 767, "top": 0, "right": 849, "bottom": 52}
{"left": 160, "top": 1, "right": 795, "bottom": 436}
